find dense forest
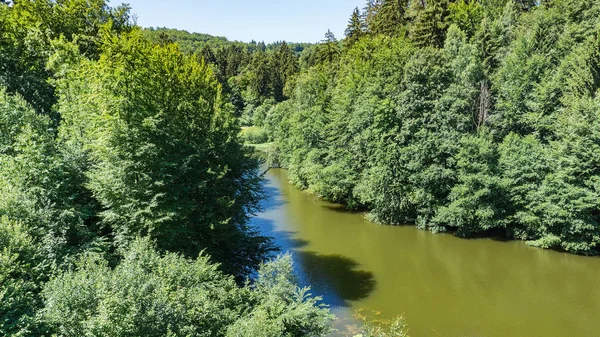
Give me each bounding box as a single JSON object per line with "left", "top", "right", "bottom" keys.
{"left": 0, "top": 1, "right": 336, "bottom": 336}
{"left": 253, "top": 0, "right": 600, "bottom": 256}
{"left": 143, "top": 27, "right": 313, "bottom": 56}
{"left": 144, "top": 27, "right": 313, "bottom": 128}
{"left": 2, "top": 0, "right": 600, "bottom": 335}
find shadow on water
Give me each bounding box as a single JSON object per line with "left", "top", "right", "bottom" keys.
{"left": 250, "top": 172, "right": 377, "bottom": 308}
{"left": 264, "top": 226, "right": 377, "bottom": 306}
{"left": 258, "top": 184, "right": 287, "bottom": 210}
{"left": 321, "top": 203, "right": 367, "bottom": 215}
{"left": 294, "top": 250, "right": 376, "bottom": 307}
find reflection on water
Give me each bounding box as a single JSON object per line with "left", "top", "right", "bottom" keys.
{"left": 250, "top": 169, "right": 600, "bottom": 337}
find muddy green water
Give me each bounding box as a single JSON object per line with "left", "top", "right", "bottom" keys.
{"left": 251, "top": 169, "right": 600, "bottom": 337}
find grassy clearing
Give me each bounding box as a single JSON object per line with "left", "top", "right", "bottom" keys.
{"left": 240, "top": 126, "right": 269, "bottom": 144}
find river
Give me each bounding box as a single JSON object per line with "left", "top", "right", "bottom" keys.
{"left": 250, "top": 168, "right": 600, "bottom": 337}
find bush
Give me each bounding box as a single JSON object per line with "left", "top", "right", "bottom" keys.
{"left": 0, "top": 217, "right": 48, "bottom": 336}
{"left": 41, "top": 238, "right": 333, "bottom": 337}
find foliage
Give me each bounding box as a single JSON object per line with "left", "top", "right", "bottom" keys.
{"left": 41, "top": 238, "right": 333, "bottom": 337}
{"left": 1, "top": 2, "right": 336, "bottom": 331}
{"left": 54, "top": 30, "right": 274, "bottom": 277}
{"left": 144, "top": 27, "right": 312, "bottom": 56}
{"left": 364, "top": 0, "right": 406, "bottom": 37}
{"left": 0, "top": 88, "right": 99, "bottom": 263}
{"left": 242, "top": 127, "right": 270, "bottom": 145}
{"left": 345, "top": 7, "right": 366, "bottom": 47}
{"left": 0, "top": 0, "right": 132, "bottom": 117}
{"left": 4, "top": 0, "right": 600, "bottom": 334}
{"left": 269, "top": 0, "right": 600, "bottom": 255}
{"left": 0, "top": 217, "right": 48, "bottom": 336}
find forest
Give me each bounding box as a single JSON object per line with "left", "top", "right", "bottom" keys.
{"left": 1, "top": 0, "right": 600, "bottom": 336}
{"left": 0, "top": 1, "right": 334, "bottom": 336}
{"left": 258, "top": 0, "right": 600, "bottom": 256}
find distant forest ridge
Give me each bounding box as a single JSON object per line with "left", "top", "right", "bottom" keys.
{"left": 143, "top": 27, "right": 314, "bottom": 55}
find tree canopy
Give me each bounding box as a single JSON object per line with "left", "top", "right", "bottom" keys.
{"left": 264, "top": 0, "right": 600, "bottom": 256}
{"left": 3, "top": 0, "right": 600, "bottom": 335}
{"left": 0, "top": 1, "right": 332, "bottom": 335}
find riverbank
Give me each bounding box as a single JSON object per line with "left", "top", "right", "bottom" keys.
{"left": 251, "top": 168, "right": 600, "bottom": 337}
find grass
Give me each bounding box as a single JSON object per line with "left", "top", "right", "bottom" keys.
{"left": 240, "top": 126, "right": 269, "bottom": 144}
{"left": 247, "top": 142, "right": 274, "bottom": 152}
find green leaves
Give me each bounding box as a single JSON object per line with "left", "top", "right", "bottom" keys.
{"left": 270, "top": 0, "right": 600, "bottom": 255}
{"left": 53, "top": 30, "right": 272, "bottom": 278}
{"left": 433, "top": 130, "right": 510, "bottom": 236}
{"left": 0, "top": 0, "right": 132, "bottom": 117}
{"left": 0, "top": 217, "right": 48, "bottom": 336}
{"left": 41, "top": 239, "right": 333, "bottom": 337}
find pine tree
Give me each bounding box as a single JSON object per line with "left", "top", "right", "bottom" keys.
{"left": 248, "top": 50, "right": 271, "bottom": 98}
{"left": 409, "top": 0, "right": 451, "bottom": 48}
{"left": 366, "top": 0, "right": 406, "bottom": 36}
{"left": 269, "top": 42, "right": 299, "bottom": 101}
{"left": 258, "top": 41, "right": 266, "bottom": 52}
{"left": 345, "top": 7, "right": 365, "bottom": 47}
{"left": 324, "top": 29, "right": 337, "bottom": 43}
{"left": 317, "top": 29, "right": 340, "bottom": 63}
{"left": 199, "top": 44, "right": 216, "bottom": 64}
{"left": 363, "top": 0, "right": 377, "bottom": 32}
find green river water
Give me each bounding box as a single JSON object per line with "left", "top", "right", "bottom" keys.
{"left": 251, "top": 168, "right": 600, "bottom": 337}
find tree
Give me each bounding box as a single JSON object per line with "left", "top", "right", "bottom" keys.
{"left": 447, "top": 0, "right": 484, "bottom": 39}
{"left": 432, "top": 130, "right": 510, "bottom": 236}
{"left": 258, "top": 41, "right": 266, "bottom": 52}
{"left": 0, "top": 0, "right": 132, "bottom": 117}
{"left": 270, "top": 42, "right": 299, "bottom": 101}
{"left": 199, "top": 44, "right": 216, "bottom": 63}
{"left": 365, "top": 0, "right": 406, "bottom": 36}
{"left": 156, "top": 31, "right": 174, "bottom": 46}
{"left": 317, "top": 29, "right": 340, "bottom": 63}
{"left": 0, "top": 217, "right": 49, "bottom": 336}
{"left": 0, "top": 87, "right": 100, "bottom": 263}
{"left": 409, "top": 0, "right": 452, "bottom": 48}
{"left": 345, "top": 7, "right": 365, "bottom": 47}
{"left": 56, "top": 30, "right": 273, "bottom": 278}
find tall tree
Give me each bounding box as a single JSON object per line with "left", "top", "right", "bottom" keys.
{"left": 199, "top": 44, "right": 216, "bottom": 64}
{"left": 0, "top": 0, "right": 132, "bottom": 117}
{"left": 56, "top": 31, "right": 272, "bottom": 278}
{"left": 271, "top": 42, "right": 299, "bottom": 101}
{"left": 317, "top": 29, "right": 341, "bottom": 63}
{"left": 345, "top": 7, "right": 365, "bottom": 47}
{"left": 365, "top": 0, "right": 406, "bottom": 36}
{"left": 409, "top": 0, "right": 452, "bottom": 48}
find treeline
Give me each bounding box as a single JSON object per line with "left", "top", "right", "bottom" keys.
{"left": 144, "top": 27, "right": 312, "bottom": 55}
{"left": 263, "top": 0, "right": 600, "bottom": 255}
{"left": 0, "top": 1, "right": 333, "bottom": 336}
{"left": 145, "top": 28, "right": 314, "bottom": 126}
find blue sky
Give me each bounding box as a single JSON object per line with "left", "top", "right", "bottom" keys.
{"left": 115, "top": 0, "right": 365, "bottom": 43}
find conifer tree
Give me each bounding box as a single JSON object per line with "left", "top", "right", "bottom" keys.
{"left": 317, "top": 29, "right": 340, "bottom": 63}
{"left": 275, "top": 42, "right": 299, "bottom": 100}
{"left": 199, "top": 44, "right": 216, "bottom": 64}
{"left": 365, "top": 0, "right": 406, "bottom": 36}
{"left": 258, "top": 41, "right": 266, "bottom": 52}
{"left": 345, "top": 7, "right": 365, "bottom": 47}
{"left": 409, "top": 0, "right": 451, "bottom": 48}
{"left": 156, "top": 31, "right": 174, "bottom": 46}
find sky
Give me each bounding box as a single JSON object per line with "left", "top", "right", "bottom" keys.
{"left": 115, "top": 0, "right": 365, "bottom": 44}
